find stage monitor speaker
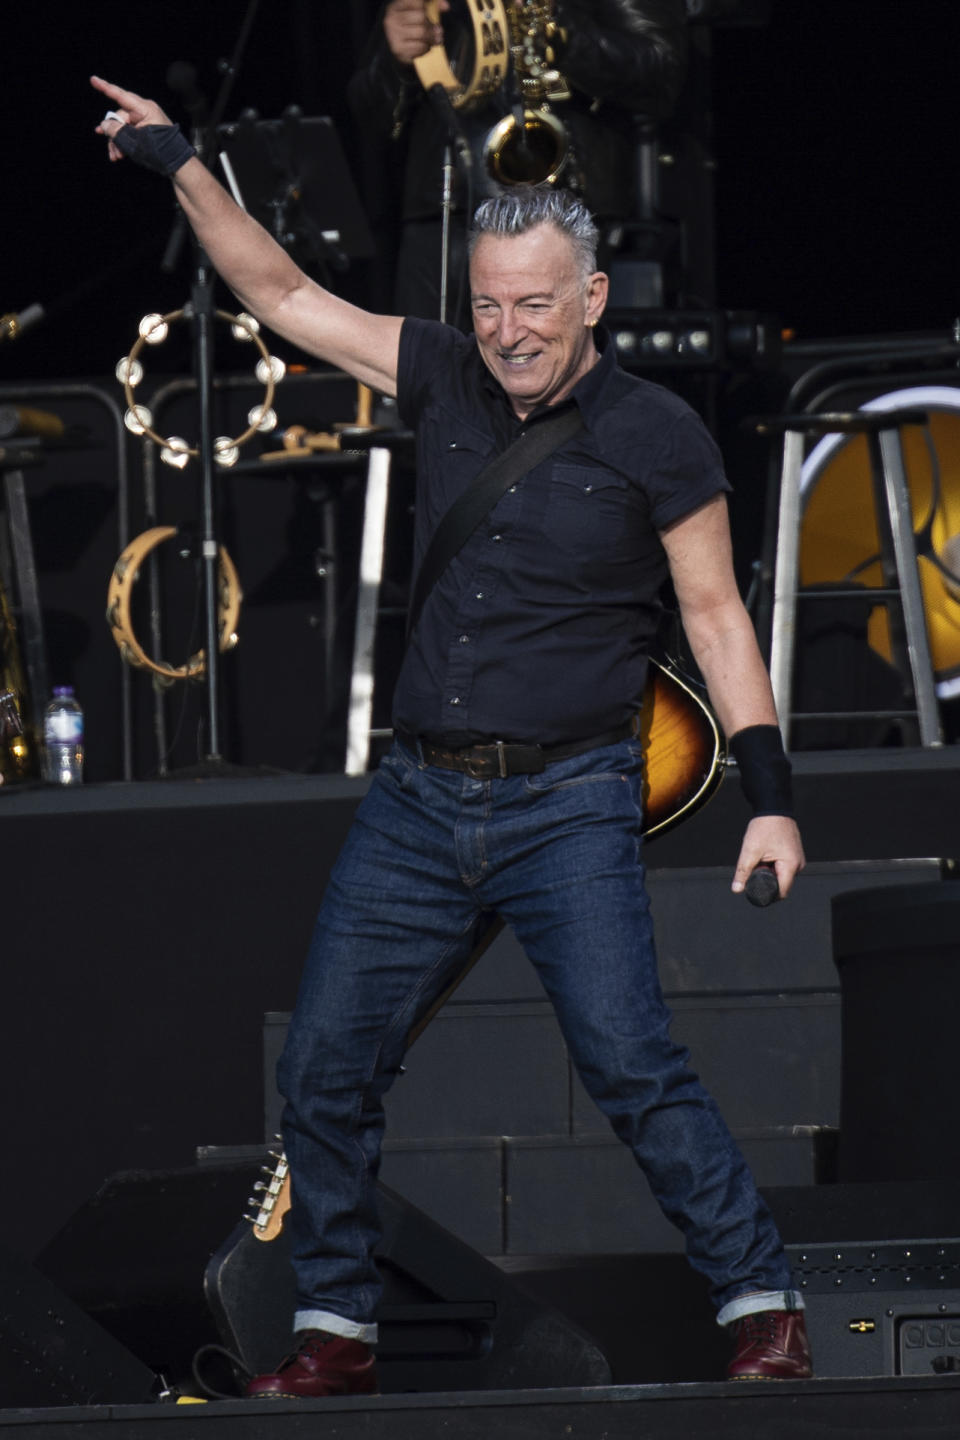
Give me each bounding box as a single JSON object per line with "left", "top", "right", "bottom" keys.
{"left": 0, "top": 1244, "right": 158, "bottom": 1408}
{"left": 36, "top": 1161, "right": 610, "bottom": 1397}
{"left": 787, "top": 1238, "right": 960, "bottom": 1379}
{"left": 35, "top": 1161, "right": 267, "bottom": 1393}
{"left": 494, "top": 1237, "right": 960, "bottom": 1384}
{"left": 763, "top": 1181, "right": 960, "bottom": 1379}
{"left": 205, "top": 1181, "right": 613, "bottom": 1394}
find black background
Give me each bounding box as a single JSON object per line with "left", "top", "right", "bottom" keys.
{"left": 3, "top": 0, "right": 960, "bottom": 779}
{"left": 2, "top": 0, "right": 959, "bottom": 381}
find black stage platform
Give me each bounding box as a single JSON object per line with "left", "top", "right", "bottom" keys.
{"left": 3, "top": 1376, "right": 960, "bottom": 1440}
{"left": 3, "top": 745, "right": 960, "bottom": 1437}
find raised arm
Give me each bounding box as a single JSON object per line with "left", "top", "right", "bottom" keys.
{"left": 90, "top": 76, "right": 403, "bottom": 397}
{"left": 659, "top": 493, "right": 806, "bottom": 899}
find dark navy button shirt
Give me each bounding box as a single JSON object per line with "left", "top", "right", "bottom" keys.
{"left": 394, "top": 318, "right": 731, "bottom": 746}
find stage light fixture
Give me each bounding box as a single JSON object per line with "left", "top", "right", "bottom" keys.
{"left": 609, "top": 309, "right": 779, "bottom": 371}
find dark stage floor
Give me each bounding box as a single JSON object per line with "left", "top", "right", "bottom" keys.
{"left": 4, "top": 1376, "right": 960, "bottom": 1440}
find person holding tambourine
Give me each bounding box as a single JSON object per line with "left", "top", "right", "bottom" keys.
{"left": 348, "top": 0, "right": 688, "bottom": 328}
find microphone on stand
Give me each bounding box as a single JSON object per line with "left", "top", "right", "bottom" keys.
{"left": 166, "top": 60, "right": 210, "bottom": 140}
{"left": 426, "top": 84, "right": 473, "bottom": 171}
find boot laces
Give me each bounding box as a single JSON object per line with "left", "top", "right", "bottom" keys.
{"left": 277, "top": 1331, "right": 332, "bottom": 1371}
{"left": 741, "top": 1311, "right": 780, "bottom": 1343}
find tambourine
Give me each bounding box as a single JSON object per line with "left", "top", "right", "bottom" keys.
{"left": 106, "top": 526, "right": 242, "bottom": 683}
{"left": 413, "top": 0, "right": 509, "bottom": 110}
{"left": 117, "top": 308, "right": 283, "bottom": 469}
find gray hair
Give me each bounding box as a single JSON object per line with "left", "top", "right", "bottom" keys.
{"left": 468, "top": 186, "right": 599, "bottom": 282}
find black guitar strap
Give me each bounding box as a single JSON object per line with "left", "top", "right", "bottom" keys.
{"left": 406, "top": 402, "right": 585, "bottom": 639}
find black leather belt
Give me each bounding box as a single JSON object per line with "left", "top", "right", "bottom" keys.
{"left": 398, "top": 718, "right": 639, "bottom": 779}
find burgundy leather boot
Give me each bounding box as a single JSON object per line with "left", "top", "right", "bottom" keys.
{"left": 727, "top": 1309, "right": 813, "bottom": 1380}
{"left": 245, "top": 1330, "right": 379, "bottom": 1399}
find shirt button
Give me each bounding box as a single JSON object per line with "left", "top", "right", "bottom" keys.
{"left": 459, "top": 634, "right": 470, "bottom": 644}
{"left": 509, "top": 484, "right": 517, "bottom": 493}
{"left": 491, "top": 533, "right": 502, "bottom": 542}
{"left": 584, "top": 483, "right": 594, "bottom": 493}
{"left": 475, "top": 591, "right": 484, "bottom": 600}
{"left": 449, "top": 696, "right": 461, "bottom": 705}
{"left": 448, "top": 441, "right": 458, "bottom": 449}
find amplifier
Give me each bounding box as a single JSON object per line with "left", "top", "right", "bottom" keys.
{"left": 788, "top": 1238, "right": 960, "bottom": 1378}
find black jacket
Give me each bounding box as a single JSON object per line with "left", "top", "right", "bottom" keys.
{"left": 347, "top": 0, "right": 688, "bottom": 221}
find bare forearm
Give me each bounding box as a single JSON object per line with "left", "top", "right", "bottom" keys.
{"left": 685, "top": 606, "right": 780, "bottom": 740}
{"left": 91, "top": 74, "right": 403, "bottom": 394}
{"left": 172, "top": 158, "right": 303, "bottom": 324}
{"left": 172, "top": 159, "right": 401, "bottom": 390}
{"left": 661, "top": 492, "right": 803, "bottom": 893}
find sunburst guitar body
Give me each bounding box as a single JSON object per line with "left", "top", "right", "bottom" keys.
{"left": 639, "top": 657, "right": 725, "bottom": 837}
{"left": 244, "top": 660, "right": 724, "bottom": 1242}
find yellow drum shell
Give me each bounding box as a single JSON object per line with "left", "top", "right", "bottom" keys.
{"left": 799, "top": 390, "right": 960, "bottom": 693}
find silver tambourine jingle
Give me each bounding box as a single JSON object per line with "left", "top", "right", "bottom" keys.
{"left": 117, "top": 309, "right": 283, "bottom": 467}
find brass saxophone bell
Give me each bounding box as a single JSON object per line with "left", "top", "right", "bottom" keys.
{"left": 483, "top": 105, "right": 568, "bottom": 187}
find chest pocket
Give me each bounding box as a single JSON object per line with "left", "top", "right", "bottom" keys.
{"left": 419, "top": 414, "right": 495, "bottom": 528}
{"left": 541, "top": 464, "right": 635, "bottom": 560}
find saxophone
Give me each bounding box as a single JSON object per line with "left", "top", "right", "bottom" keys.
{"left": 484, "top": 0, "right": 571, "bottom": 187}
{"left": 415, "top": 0, "right": 571, "bottom": 187}
{"left": 0, "top": 578, "right": 33, "bottom": 782}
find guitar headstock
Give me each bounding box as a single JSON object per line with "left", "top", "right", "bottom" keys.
{"left": 244, "top": 1144, "right": 292, "bottom": 1242}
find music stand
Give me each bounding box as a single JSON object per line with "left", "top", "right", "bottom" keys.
{"left": 219, "top": 115, "right": 375, "bottom": 279}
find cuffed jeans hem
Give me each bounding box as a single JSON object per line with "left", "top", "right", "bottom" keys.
{"left": 716, "top": 1289, "right": 806, "bottom": 1328}
{"left": 294, "top": 1309, "right": 378, "bottom": 1345}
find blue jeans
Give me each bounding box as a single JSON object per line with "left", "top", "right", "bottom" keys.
{"left": 277, "top": 737, "right": 802, "bottom": 1342}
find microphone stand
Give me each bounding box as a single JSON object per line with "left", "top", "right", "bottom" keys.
{"left": 425, "top": 84, "right": 473, "bottom": 327}
{"left": 439, "top": 141, "right": 455, "bottom": 325}
{"left": 162, "top": 0, "right": 261, "bottom": 768}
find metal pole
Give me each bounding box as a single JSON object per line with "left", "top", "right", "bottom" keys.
{"left": 877, "top": 424, "right": 942, "bottom": 747}
{"left": 768, "top": 427, "right": 805, "bottom": 746}
{"left": 345, "top": 447, "right": 391, "bottom": 775}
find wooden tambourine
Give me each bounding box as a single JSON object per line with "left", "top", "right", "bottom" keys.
{"left": 106, "top": 526, "right": 242, "bottom": 683}
{"left": 413, "top": 0, "right": 509, "bottom": 109}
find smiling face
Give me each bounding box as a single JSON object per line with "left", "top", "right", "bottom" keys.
{"left": 469, "top": 223, "right": 608, "bottom": 420}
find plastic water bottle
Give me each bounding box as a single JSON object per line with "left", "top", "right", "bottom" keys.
{"left": 43, "top": 686, "right": 84, "bottom": 784}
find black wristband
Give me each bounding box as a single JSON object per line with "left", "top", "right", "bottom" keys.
{"left": 729, "top": 724, "right": 794, "bottom": 818}
{"left": 112, "top": 122, "right": 196, "bottom": 177}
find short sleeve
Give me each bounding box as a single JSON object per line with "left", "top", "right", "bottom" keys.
{"left": 397, "top": 317, "right": 469, "bottom": 428}
{"left": 644, "top": 410, "right": 732, "bottom": 532}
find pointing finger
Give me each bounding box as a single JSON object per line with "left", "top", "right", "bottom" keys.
{"left": 90, "top": 75, "right": 150, "bottom": 121}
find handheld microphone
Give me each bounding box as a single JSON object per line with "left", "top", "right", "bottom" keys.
{"left": 744, "top": 862, "right": 780, "bottom": 907}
